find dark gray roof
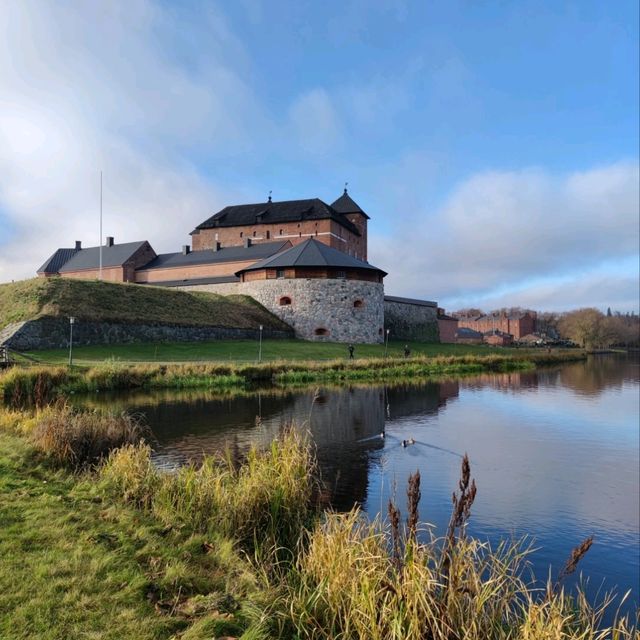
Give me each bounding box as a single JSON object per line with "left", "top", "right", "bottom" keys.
{"left": 330, "top": 189, "right": 370, "bottom": 219}
{"left": 456, "top": 327, "right": 484, "bottom": 338}
{"left": 192, "top": 198, "right": 360, "bottom": 236}
{"left": 139, "top": 275, "right": 240, "bottom": 287}
{"left": 139, "top": 241, "right": 291, "bottom": 270}
{"left": 37, "top": 248, "right": 80, "bottom": 274}
{"left": 58, "top": 241, "right": 148, "bottom": 272}
{"left": 235, "top": 238, "right": 387, "bottom": 276}
{"left": 384, "top": 295, "right": 437, "bottom": 308}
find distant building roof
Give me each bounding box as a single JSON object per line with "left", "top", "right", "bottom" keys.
{"left": 139, "top": 240, "right": 291, "bottom": 271}
{"left": 192, "top": 197, "right": 360, "bottom": 236}
{"left": 37, "top": 248, "right": 80, "bottom": 274}
{"left": 139, "top": 275, "right": 240, "bottom": 287}
{"left": 330, "top": 189, "right": 370, "bottom": 219}
{"left": 55, "top": 241, "right": 149, "bottom": 273}
{"left": 483, "top": 329, "right": 513, "bottom": 337}
{"left": 385, "top": 295, "right": 437, "bottom": 308}
{"left": 456, "top": 327, "right": 484, "bottom": 338}
{"left": 235, "top": 238, "right": 387, "bottom": 276}
{"left": 438, "top": 312, "right": 458, "bottom": 321}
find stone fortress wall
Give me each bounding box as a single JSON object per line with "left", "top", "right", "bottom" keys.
{"left": 383, "top": 297, "right": 439, "bottom": 342}
{"left": 239, "top": 278, "right": 385, "bottom": 343}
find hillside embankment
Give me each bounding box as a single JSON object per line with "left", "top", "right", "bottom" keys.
{"left": 0, "top": 278, "right": 293, "bottom": 349}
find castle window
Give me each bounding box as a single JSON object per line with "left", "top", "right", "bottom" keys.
{"left": 379, "top": 328, "right": 383, "bottom": 336}
{"left": 336, "top": 270, "right": 346, "bottom": 279}
{"left": 354, "top": 299, "right": 364, "bottom": 309}
{"left": 279, "top": 229, "right": 283, "bottom": 235}
{"left": 266, "top": 230, "right": 270, "bottom": 239}
{"left": 279, "top": 296, "right": 292, "bottom": 306}
{"left": 276, "top": 269, "right": 285, "bottom": 279}
{"left": 240, "top": 232, "right": 243, "bottom": 238}
{"left": 314, "top": 328, "right": 329, "bottom": 336}
{"left": 253, "top": 231, "right": 257, "bottom": 237}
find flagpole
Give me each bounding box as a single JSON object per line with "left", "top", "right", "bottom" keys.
{"left": 99, "top": 171, "right": 103, "bottom": 280}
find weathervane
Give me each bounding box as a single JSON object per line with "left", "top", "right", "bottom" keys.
{"left": 268, "top": 190, "right": 272, "bottom": 203}
{"left": 344, "top": 181, "right": 348, "bottom": 194}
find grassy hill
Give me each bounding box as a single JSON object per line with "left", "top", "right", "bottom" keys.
{"left": 0, "top": 278, "right": 291, "bottom": 331}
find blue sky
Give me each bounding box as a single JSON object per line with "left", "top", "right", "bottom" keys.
{"left": 0, "top": 0, "right": 638, "bottom": 311}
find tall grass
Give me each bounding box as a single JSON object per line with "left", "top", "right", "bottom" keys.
{"left": 274, "top": 456, "right": 636, "bottom": 640}
{"left": 31, "top": 404, "right": 148, "bottom": 469}
{"left": 0, "top": 351, "right": 586, "bottom": 408}
{"left": 101, "top": 427, "right": 317, "bottom": 553}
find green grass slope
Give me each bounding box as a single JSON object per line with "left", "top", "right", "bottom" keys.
{"left": 0, "top": 278, "right": 291, "bottom": 332}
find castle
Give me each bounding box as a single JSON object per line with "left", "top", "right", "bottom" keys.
{"left": 38, "top": 190, "right": 443, "bottom": 343}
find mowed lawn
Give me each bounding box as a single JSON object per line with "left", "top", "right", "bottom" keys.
{"left": 20, "top": 339, "right": 508, "bottom": 365}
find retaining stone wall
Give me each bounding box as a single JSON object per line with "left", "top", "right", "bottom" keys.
{"left": 240, "top": 279, "right": 384, "bottom": 343}
{"left": 1, "top": 316, "right": 292, "bottom": 351}
{"left": 384, "top": 299, "right": 439, "bottom": 342}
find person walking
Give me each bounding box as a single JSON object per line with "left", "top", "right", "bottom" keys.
{"left": 348, "top": 344, "right": 355, "bottom": 360}
{"left": 403, "top": 344, "right": 411, "bottom": 358}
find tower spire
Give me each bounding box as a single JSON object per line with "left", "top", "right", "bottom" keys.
{"left": 344, "top": 181, "right": 348, "bottom": 194}
{"left": 268, "top": 190, "right": 272, "bottom": 203}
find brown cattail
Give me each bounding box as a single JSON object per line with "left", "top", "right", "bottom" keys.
{"left": 557, "top": 536, "right": 594, "bottom": 585}
{"left": 406, "top": 470, "right": 421, "bottom": 543}
{"left": 388, "top": 500, "right": 401, "bottom": 563}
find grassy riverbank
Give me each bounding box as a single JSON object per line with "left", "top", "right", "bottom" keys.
{"left": 0, "top": 406, "right": 635, "bottom": 639}
{"left": 0, "top": 351, "right": 586, "bottom": 406}
{"left": 19, "top": 339, "right": 509, "bottom": 365}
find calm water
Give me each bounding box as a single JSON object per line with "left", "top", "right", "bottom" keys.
{"left": 86, "top": 354, "right": 640, "bottom": 610}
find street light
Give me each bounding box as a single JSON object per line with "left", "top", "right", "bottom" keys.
{"left": 68, "top": 317, "right": 76, "bottom": 367}
{"left": 258, "top": 324, "right": 263, "bottom": 363}
{"left": 384, "top": 328, "right": 390, "bottom": 358}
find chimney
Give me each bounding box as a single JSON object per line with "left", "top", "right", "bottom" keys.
{"left": 105, "top": 236, "right": 114, "bottom": 247}
{"left": 213, "top": 241, "right": 221, "bottom": 252}
{"left": 244, "top": 238, "right": 252, "bottom": 248}
{"left": 75, "top": 240, "right": 82, "bottom": 250}
{"left": 182, "top": 245, "right": 191, "bottom": 255}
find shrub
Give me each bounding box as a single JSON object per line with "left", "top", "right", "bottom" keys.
{"left": 30, "top": 405, "right": 148, "bottom": 469}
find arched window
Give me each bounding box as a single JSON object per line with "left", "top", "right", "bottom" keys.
{"left": 279, "top": 229, "right": 283, "bottom": 235}
{"left": 240, "top": 231, "right": 243, "bottom": 238}
{"left": 378, "top": 328, "right": 383, "bottom": 336}
{"left": 314, "top": 328, "right": 329, "bottom": 336}
{"left": 253, "top": 230, "right": 257, "bottom": 237}
{"left": 266, "top": 230, "right": 270, "bottom": 239}
{"left": 354, "top": 299, "right": 364, "bottom": 309}
{"left": 279, "top": 296, "right": 292, "bottom": 306}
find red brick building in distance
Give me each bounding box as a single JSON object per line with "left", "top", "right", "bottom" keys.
{"left": 436, "top": 308, "right": 458, "bottom": 343}
{"left": 456, "top": 311, "right": 536, "bottom": 340}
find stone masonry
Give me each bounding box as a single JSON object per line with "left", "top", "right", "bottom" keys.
{"left": 383, "top": 297, "right": 439, "bottom": 342}
{"left": 1, "top": 316, "right": 292, "bottom": 351}
{"left": 240, "top": 279, "right": 384, "bottom": 343}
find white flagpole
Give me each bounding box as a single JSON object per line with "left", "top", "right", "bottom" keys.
{"left": 99, "top": 171, "right": 103, "bottom": 280}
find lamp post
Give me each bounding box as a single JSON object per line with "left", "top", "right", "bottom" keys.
{"left": 68, "top": 317, "right": 76, "bottom": 367}
{"left": 258, "top": 325, "right": 263, "bottom": 363}
{"left": 384, "top": 328, "right": 390, "bottom": 358}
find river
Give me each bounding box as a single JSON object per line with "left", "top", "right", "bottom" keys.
{"left": 84, "top": 353, "right": 640, "bottom": 612}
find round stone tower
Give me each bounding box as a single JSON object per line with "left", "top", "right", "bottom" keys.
{"left": 235, "top": 238, "right": 386, "bottom": 343}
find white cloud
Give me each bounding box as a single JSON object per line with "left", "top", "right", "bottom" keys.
{"left": 370, "top": 161, "right": 640, "bottom": 311}
{"left": 0, "top": 0, "right": 262, "bottom": 281}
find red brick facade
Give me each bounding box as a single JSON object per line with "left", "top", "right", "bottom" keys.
{"left": 437, "top": 309, "right": 459, "bottom": 344}
{"left": 191, "top": 216, "right": 367, "bottom": 261}
{"left": 456, "top": 312, "right": 536, "bottom": 340}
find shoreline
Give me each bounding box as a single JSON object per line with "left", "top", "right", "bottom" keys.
{"left": 0, "top": 351, "right": 586, "bottom": 406}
